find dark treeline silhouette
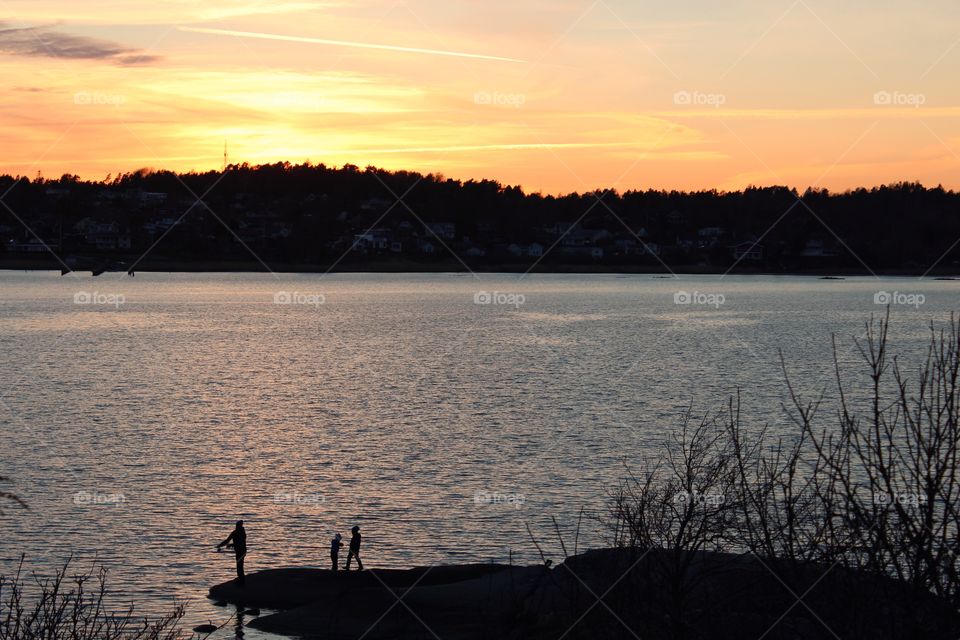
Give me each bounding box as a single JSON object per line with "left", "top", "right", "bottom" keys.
{"left": 2, "top": 163, "right": 958, "bottom": 272}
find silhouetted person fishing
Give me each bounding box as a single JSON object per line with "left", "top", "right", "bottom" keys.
{"left": 330, "top": 533, "right": 343, "bottom": 571}
{"left": 217, "top": 520, "right": 247, "bottom": 584}
{"left": 345, "top": 525, "right": 363, "bottom": 570}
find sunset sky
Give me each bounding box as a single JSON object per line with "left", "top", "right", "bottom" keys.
{"left": 2, "top": 0, "right": 959, "bottom": 194}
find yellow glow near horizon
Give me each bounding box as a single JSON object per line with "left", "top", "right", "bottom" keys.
{"left": 0, "top": 0, "right": 958, "bottom": 193}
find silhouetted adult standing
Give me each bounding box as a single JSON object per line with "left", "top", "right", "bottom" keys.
{"left": 345, "top": 525, "right": 363, "bottom": 570}
{"left": 330, "top": 533, "right": 343, "bottom": 571}
{"left": 217, "top": 520, "right": 247, "bottom": 584}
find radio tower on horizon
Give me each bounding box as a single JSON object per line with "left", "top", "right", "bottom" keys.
{"left": 223, "top": 141, "right": 228, "bottom": 172}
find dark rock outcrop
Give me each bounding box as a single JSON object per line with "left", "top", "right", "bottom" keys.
{"left": 208, "top": 550, "right": 960, "bottom": 639}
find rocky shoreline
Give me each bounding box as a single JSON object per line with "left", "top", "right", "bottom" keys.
{"left": 208, "top": 548, "right": 960, "bottom": 639}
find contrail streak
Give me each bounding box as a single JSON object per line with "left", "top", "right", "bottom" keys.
{"left": 178, "top": 26, "right": 525, "bottom": 63}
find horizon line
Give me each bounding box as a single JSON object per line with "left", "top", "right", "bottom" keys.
{"left": 7, "top": 162, "right": 952, "bottom": 198}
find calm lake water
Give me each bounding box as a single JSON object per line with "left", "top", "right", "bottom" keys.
{"left": 1, "top": 271, "right": 957, "bottom": 636}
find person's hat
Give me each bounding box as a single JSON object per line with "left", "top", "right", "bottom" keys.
{"left": 335, "top": 533, "right": 342, "bottom": 540}
{"left": 352, "top": 525, "right": 360, "bottom": 532}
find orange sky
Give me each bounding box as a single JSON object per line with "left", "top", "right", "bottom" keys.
{"left": 1, "top": 0, "right": 959, "bottom": 194}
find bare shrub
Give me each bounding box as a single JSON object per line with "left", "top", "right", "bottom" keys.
{"left": 0, "top": 558, "right": 187, "bottom": 640}
{"left": 606, "top": 311, "right": 960, "bottom": 637}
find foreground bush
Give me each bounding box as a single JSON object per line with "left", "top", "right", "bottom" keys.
{"left": 0, "top": 559, "right": 186, "bottom": 640}
{"left": 605, "top": 311, "right": 960, "bottom": 638}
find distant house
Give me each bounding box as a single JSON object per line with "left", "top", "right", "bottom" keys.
{"left": 614, "top": 237, "right": 660, "bottom": 256}
{"left": 505, "top": 243, "right": 544, "bottom": 258}
{"left": 44, "top": 187, "right": 71, "bottom": 198}
{"left": 84, "top": 221, "right": 131, "bottom": 250}
{"left": 331, "top": 234, "right": 353, "bottom": 249}
{"left": 561, "top": 231, "right": 583, "bottom": 247}
{"left": 799, "top": 240, "right": 840, "bottom": 257}
{"left": 561, "top": 246, "right": 604, "bottom": 259}
{"left": 96, "top": 189, "right": 122, "bottom": 202}
{"left": 464, "top": 246, "right": 486, "bottom": 257}
{"left": 73, "top": 217, "right": 96, "bottom": 234}
{"left": 139, "top": 191, "right": 168, "bottom": 204}
{"left": 639, "top": 242, "right": 661, "bottom": 256}
{"left": 562, "top": 228, "right": 608, "bottom": 247}
{"left": 731, "top": 241, "right": 764, "bottom": 261}
{"left": 666, "top": 210, "right": 686, "bottom": 225}
{"left": 698, "top": 228, "right": 727, "bottom": 249}
{"left": 142, "top": 217, "right": 178, "bottom": 237}
{"left": 244, "top": 209, "right": 275, "bottom": 221}
{"left": 427, "top": 222, "right": 456, "bottom": 240}
{"left": 360, "top": 197, "right": 392, "bottom": 212}
{"left": 418, "top": 240, "right": 436, "bottom": 255}
{"left": 592, "top": 229, "right": 612, "bottom": 244}
{"left": 543, "top": 221, "right": 575, "bottom": 236}
{"left": 7, "top": 238, "right": 49, "bottom": 252}
{"left": 353, "top": 229, "right": 391, "bottom": 251}
{"left": 372, "top": 229, "right": 393, "bottom": 249}
{"left": 268, "top": 223, "right": 292, "bottom": 240}
{"left": 698, "top": 227, "right": 725, "bottom": 237}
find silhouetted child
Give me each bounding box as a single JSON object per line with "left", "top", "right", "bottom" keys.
{"left": 217, "top": 520, "right": 247, "bottom": 585}
{"left": 346, "top": 525, "right": 363, "bottom": 570}
{"left": 330, "top": 533, "right": 343, "bottom": 571}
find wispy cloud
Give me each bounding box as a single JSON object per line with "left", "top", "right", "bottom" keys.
{"left": 0, "top": 0, "right": 341, "bottom": 24}
{"left": 178, "top": 26, "right": 525, "bottom": 63}
{"left": 0, "top": 22, "right": 159, "bottom": 64}
{"left": 190, "top": 1, "right": 341, "bottom": 20}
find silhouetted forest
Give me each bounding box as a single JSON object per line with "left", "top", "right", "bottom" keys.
{"left": 1, "top": 162, "right": 958, "bottom": 272}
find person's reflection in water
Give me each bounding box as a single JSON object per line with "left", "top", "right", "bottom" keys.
{"left": 234, "top": 605, "right": 245, "bottom": 640}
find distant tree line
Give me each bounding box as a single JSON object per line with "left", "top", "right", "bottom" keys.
{"left": 1, "top": 163, "right": 958, "bottom": 272}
